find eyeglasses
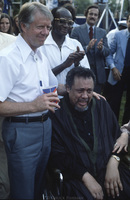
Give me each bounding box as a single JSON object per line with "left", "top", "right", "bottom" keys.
{"left": 54, "top": 18, "right": 74, "bottom": 27}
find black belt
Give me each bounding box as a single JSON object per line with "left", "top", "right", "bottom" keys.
{"left": 5, "top": 113, "right": 49, "bottom": 123}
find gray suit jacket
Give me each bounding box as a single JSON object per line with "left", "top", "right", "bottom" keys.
{"left": 71, "top": 24, "right": 110, "bottom": 84}
{"left": 106, "top": 29, "right": 129, "bottom": 85}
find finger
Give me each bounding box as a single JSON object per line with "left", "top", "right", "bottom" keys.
{"left": 113, "top": 181, "right": 119, "bottom": 197}
{"left": 49, "top": 102, "right": 60, "bottom": 110}
{"left": 110, "top": 183, "right": 115, "bottom": 198}
{"left": 106, "top": 188, "right": 110, "bottom": 197}
{"left": 46, "top": 92, "right": 58, "bottom": 97}
{"left": 96, "top": 193, "right": 103, "bottom": 200}
{"left": 118, "top": 180, "right": 123, "bottom": 191}
{"left": 117, "top": 146, "right": 123, "bottom": 153}
{"left": 113, "top": 142, "right": 118, "bottom": 151}
{"left": 105, "top": 183, "right": 110, "bottom": 196}
{"left": 110, "top": 189, "right": 115, "bottom": 198}
{"left": 124, "top": 146, "right": 128, "bottom": 152}
{"left": 76, "top": 46, "right": 80, "bottom": 52}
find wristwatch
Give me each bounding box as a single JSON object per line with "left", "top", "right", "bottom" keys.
{"left": 112, "top": 155, "right": 120, "bottom": 162}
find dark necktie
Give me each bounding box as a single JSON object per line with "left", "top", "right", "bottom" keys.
{"left": 124, "top": 37, "right": 130, "bottom": 68}
{"left": 89, "top": 27, "right": 93, "bottom": 40}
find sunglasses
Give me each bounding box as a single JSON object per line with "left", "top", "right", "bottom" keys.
{"left": 54, "top": 18, "right": 74, "bottom": 26}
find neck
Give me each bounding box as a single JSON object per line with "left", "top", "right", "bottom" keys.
{"left": 51, "top": 31, "right": 65, "bottom": 49}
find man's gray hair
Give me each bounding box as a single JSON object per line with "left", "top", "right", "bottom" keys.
{"left": 18, "top": 2, "right": 53, "bottom": 32}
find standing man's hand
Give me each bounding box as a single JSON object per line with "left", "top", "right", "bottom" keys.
{"left": 32, "top": 92, "right": 60, "bottom": 113}
{"left": 87, "top": 39, "right": 97, "bottom": 51}
{"left": 112, "top": 67, "right": 121, "bottom": 81}
{"left": 82, "top": 172, "right": 104, "bottom": 200}
{"left": 97, "top": 38, "right": 103, "bottom": 50}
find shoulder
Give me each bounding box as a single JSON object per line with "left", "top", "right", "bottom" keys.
{"left": 72, "top": 23, "right": 86, "bottom": 32}
{"left": 96, "top": 27, "right": 107, "bottom": 34}
{"left": 66, "top": 36, "right": 82, "bottom": 46}
{"left": 93, "top": 96, "right": 111, "bottom": 111}
{"left": 0, "top": 33, "right": 16, "bottom": 51}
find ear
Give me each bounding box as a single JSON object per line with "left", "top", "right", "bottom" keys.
{"left": 52, "top": 20, "right": 55, "bottom": 29}
{"left": 20, "top": 22, "right": 27, "bottom": 33}
{"left": 66, "top": 85, "right": 70, "bottom": 93}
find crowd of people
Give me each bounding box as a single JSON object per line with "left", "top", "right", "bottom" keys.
{"left": 0, "top": 0, "right": 130, "bottom": 199}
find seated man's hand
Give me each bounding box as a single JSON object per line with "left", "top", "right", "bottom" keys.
{"left": 82, "top": 172, "right": 104, "bottom": 200}
{"left": 104, "top": 156, "right": 123, "bottom": 198}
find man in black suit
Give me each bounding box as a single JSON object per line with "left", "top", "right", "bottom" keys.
{"left": 71, "top": 4, "right": 110, "bottom": 93}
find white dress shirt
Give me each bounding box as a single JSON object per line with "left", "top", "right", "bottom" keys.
{"left": 40, "top": 32, "right": 90, "bottom": 84}
{"left": 0, "top": 34, "right": 58, "bottom": 116}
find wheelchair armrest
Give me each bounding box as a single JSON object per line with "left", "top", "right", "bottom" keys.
{"left": 43, "top": 168, "right": 64, "bottom": 200}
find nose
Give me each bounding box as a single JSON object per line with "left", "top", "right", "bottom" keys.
{"left": 81, "top": 91, "right": 88, "bottom": 98}
{"left": 41, "top": 27, "right": 50, "bottom": 35}
{"left": 63, "top": 22, "right": 69, "bottom": 27}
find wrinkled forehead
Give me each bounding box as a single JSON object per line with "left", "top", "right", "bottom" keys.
{"left": 56, "top": 8, "right": 72, "bottom": 19}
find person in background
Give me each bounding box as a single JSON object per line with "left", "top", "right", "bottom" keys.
{"left": 63, "top": 3, "right": 79, "bottom": 27}
{"left": 113, "top": 121, "right": 130, "bottom": 154}
{"left": 0, "top": 1, "right": 15, "bottom": 198}
{"left": 71, "top": 4, "right": 110, "bottom": 94}
{"left": 58, "top": 0, "right": 72, "bottom": 7}
{"left": 45, "top": 0, "right": 58, "bottom": 10}
{"left": 103, "top": 20, "right": 127, "bottom": 88}
{"left": 63, "top": 3, "right": 79, "bottom": 36}
{"left": 13, "top": 14, "right": 20, "bottom": 35}
{"left": 0, "top": 13, "right": 12, "bottom": 34}
{"left": 0, "top": 2, "right": 60, "bottom": 199}
{"left": 105, "top": 13, "right": 130, "bottom": 125}
{"left": 0, "top": 0, "right": 4, "bottom": 16}
{"left": 107, "top": 20, "right": 127, "bottom": 46}
{"left": 0, "top": 31, "right": 16, "bottom": 200}
{"left": 41, "top": 7, "right": 90, "bottom": 87}
{"left": 49, "top": 67, "right": 130, "bottom": 200}
{"left": 105, "top": 120, "right": 130, "bottom": 199}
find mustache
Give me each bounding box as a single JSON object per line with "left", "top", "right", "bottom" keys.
{"left": 90, "top": 18, "right": 95, "bottom": 20}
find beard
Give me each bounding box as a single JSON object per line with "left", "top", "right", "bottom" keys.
{"left": 74, "top": 105, "right": 88, "bottom": 112}
{"left": 74, "top": 99, "right": 89, "bottom": 112}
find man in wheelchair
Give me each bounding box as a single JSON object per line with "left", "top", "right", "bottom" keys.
{"left": 47, "top": 67, "right": 130, "bottom": 200}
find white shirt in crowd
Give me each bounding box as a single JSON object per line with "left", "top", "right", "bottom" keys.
{"left": 40, "top": 31, "right": 90, "bottom": 85}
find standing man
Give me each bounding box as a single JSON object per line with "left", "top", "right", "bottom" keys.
{"left": 41, "top": 7, "right": 90, "bottom": 86}
{"left": 71, "top": 4, "right": 110, "bottom": 93}
{"left": 0, "top": 2, "right": 60, "bottom": 200}
{"left": 105, "top": 13, "right": 130, "bottom": 124}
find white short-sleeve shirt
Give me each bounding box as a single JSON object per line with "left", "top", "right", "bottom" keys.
{"left": 0, "top": 34, "right": 58, "bottom": 116}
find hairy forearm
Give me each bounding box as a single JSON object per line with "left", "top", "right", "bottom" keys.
{"left": 0, "top": 101, "right": 36, "bottom": 117}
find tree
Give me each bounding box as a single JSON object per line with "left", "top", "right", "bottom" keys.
{"left": 74, "top": 0, "right": 91, "bottom": 15}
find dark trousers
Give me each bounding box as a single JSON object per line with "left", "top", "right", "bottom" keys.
{"left": 103, "top": 68, "right": 130, "bottom": 124}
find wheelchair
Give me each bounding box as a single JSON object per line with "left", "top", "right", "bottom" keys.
{"left": 42, "top": 168, "right": 63, "bottom": 200}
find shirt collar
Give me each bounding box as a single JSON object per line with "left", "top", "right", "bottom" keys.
{"left": 86, "top": 23, "right": 95, "bottom": 30}
{"left": 15, "top": 34, "right": 42, "bottom": 63}
{"left": 44, "top": 31, "right": 74, "bottom": 49}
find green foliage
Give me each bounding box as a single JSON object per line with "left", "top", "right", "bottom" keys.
{"left": 74, "top": 0, "right": 130, "bottom": 18}
{"left": 74, "top": 0, "right": 91, "bottom": 15}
